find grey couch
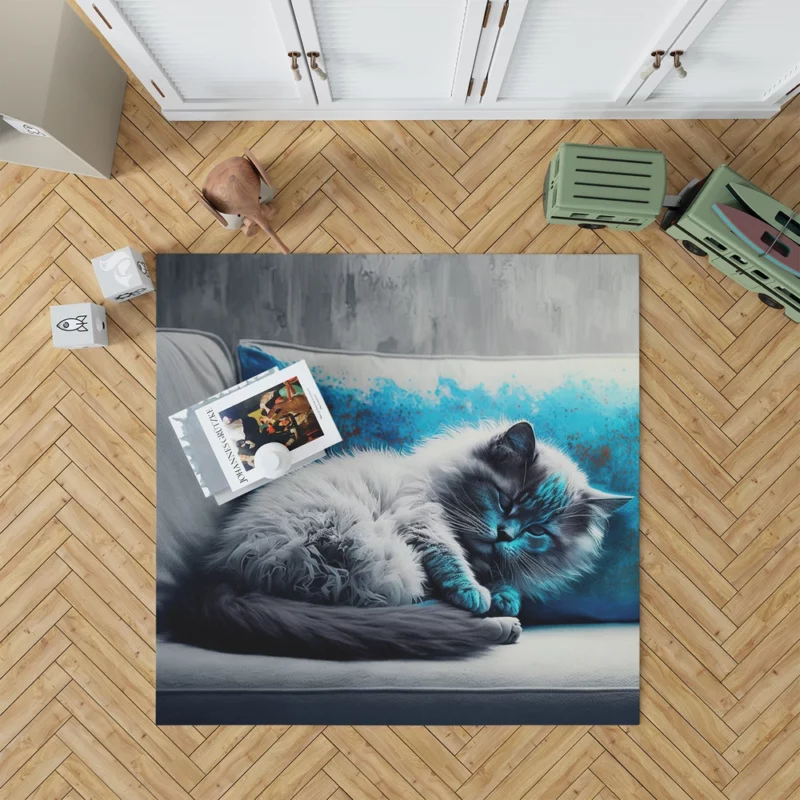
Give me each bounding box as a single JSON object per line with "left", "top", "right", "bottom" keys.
{"left": 156, "top": 329, "right": 639, "bottom": 725}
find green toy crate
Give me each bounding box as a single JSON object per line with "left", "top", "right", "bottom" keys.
{"left": 544, "top": 143, "right": 667, "bottom": 231}
{"left": 661, "top": 164, "right": 800, "bottom": 323}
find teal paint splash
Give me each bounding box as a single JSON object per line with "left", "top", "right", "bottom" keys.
{"left": 238, "top": 345, "right": 640, "bottom": 624}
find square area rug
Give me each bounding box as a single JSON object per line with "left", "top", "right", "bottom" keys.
{"left": 155, "top": 254, "right": 640, "bottom": 725}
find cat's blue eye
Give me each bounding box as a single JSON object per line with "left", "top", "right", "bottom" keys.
{"left": 526, "top": 526, "right": 548, "bottom": 538}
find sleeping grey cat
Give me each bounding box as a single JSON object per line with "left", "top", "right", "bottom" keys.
{"left": 165, "top": 420, "right": 631, "bottom": 659}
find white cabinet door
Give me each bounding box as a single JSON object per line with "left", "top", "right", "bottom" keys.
{"left": 76, "top": 0, "right": 317, "bottom": 111}
{"left": 290, "top": 0, "right": 486, "bottom": 109}
{"left": 634, "top": 0, "right": 800, "bottom": 106}
{"left": 478, "top": 0, "right": 706, "bottom": 109}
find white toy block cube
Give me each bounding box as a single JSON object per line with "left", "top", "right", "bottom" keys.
{"left": 50, "top": 303, "right": 107, "bottom": 349}
{"left": 91, "top": 246, "right": 154, "bottom": 302}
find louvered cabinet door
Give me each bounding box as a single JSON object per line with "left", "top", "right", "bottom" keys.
{"left": 76, "top": 0, "right": 316, "bottom": 112}
{"left": 479, "top": 0, "right": 705, "bottom": 109}
{"left": 289, "top": 0, "right": 486, "bottom": 108}
{"left": 634, "top": 0, "right": 800, "bottom": 107}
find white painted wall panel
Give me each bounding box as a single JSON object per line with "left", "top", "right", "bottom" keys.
{"left": 114, "top": 0, "right": 297, "bottom": 101}
{"left": 309, "top": 0, "right": 469, "bottom": 100}
{"left": 499, "top": 0, "right": 686, "bottom": 101}
{"left": 649, "top": 0, "right": 800, "bottom": 101}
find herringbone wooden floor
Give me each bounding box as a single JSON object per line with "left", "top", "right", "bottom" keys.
{"left": 3, "top": 51, "right": 800, "bottom": 799}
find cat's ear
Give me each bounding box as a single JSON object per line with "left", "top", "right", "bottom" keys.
{"left": 500, "top": 421, "right": 536, "bottom": 461}
{"left": 584, "top": 488, "right": 633, "bottom": 516}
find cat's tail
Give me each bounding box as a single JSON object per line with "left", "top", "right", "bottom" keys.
{"left": 164, "top": 579, "right": 520, "bottom": 660}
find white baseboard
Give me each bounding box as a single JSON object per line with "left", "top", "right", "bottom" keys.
{"left": 162, "top": 103, "right": 779, "bottom": 122}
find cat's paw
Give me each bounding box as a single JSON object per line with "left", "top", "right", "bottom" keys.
{"left": 490, "top": 587, "right": 521, "bottom": 617}
{"left": 446, "top": 584, "right": 491, "bottom": 615}
{"left": 483, "top": 616, "right": 522, "bottom": 645}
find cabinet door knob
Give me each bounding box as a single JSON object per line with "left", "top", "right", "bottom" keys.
{"left": 640, "top": 50, "right": 664, "bottom": 80}
{"left": 307, "top": 52, "right": 328, "bottom": 81}
{"left": 288, "top": 52, "right": 302, "bottom": 81}
{"left": 670, "top": 50, "right": 687, "bottom": 79}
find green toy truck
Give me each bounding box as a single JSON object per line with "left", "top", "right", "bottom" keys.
{"left": 660, "top": 165, "right": 800, "bottom": 323}
{"left": 544, "top": 143, "right": 666, "bottom": 231}
{"left": 544, "top": 143, "right": 800, "bottom": 322}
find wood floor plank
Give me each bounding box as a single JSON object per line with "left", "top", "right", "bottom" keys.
{"left": 264, "top": 121, "right": 336, "bottom": 190}
{"left": 325, "top": 127, "right": 460, "bottom": 249}
{"left": 453, "top": 120, "right": 540, "bottom": 192}
{"left": 639, "top": 356, "right": 735, "bottom": 463}
{"left": 57, "top": 646, "right": 204, "bottom": 791}
{"left": 111, "top": 147, "right": 202, "bottom": 248}
{"left": 56, "top": 570, "right": 154, "bottom": 682}
{"left": 57, "top": 681, "right": 193, "bottom": 800}
{"left": 722, "top": 324, "right": 800, "bottom": 407}
{"left": 0, "top": 169, "right": 66, "bottom": 243}
{"left": 189, "top": 726, "right": 288, "bottom": 800}
{"left": 722, "top": 387, "right": 800, "bottom": 478}
{"left": 0, "top": 227, "right": 68, "bottom": 315}
{"left": 322, "top": 751, "right": 386, "bottom": 800}
{"left": 641, "top": 320, "right": 736, "bottom": 426}
{"left": 116, "top": 115, "right": 201, "bottom": 211}
{"left": 641, "top": 500, "right": 736, "bottom": 608}
{"left": 721, "top": 348, "right": 800, "bottom": 443}
{"left": 454, "top": 119, "right": 575, "bottom": 228}
{"left": 636, "top": 679, "right": 737, "bottom": 790}
{"left": 454, "top": 121, "right": 506, "bottom": 155}
{"left": 641, "top": 536, "right": 736, "bottom": 644}
{"left": 0, "top": 664, "right": 69, "bottom": 755}
{"left": 640, "top": 401, "right": 736, "bottom": 508}
{"left": 0, "top": 162, "right": 36, "bottom": 206}
{"left": 55, "top": 495, "right": 156, "bottom": 605}
{"left": 400, "top": 121, "right": 469, "bottom": 174}
{"left": 187, "top": 121, "right": 276, "bottom": 186}
{"left": 0, "top": 554, "right": 70, "bottom": 642}
{"left": 122, "top": 85, "right": 202, "bottom": 176}
{"left": 0, "top": 590, "right": 70, "bottom": 681}
{"left": 0, "top": 193, "right": 69, "bottom": 278}
{"left": 57, "top": 718, "right": 158, "bottom": 800}
{"left": 457, "top": 121, "right": 599, "bottom": 251}
{"left": 321, "top": 172, "right": 414, "bottom": 253}
{"left": 724, "top": 676, "right": 800, "bottom": 771}
{"left": 0, "top": 445, "right": 70, "bottom": 533}
{"left": 364, "top": 120, "right": 469, "bottom": 210}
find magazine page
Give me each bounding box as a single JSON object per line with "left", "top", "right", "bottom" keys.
{"left": 169, "top": 366, "right": 282, "bottom": 497}
{"left": 212, "top": 450, "right": 325, "bottom": 505}
{"left": 195, "top": 360, "right": 342, "bottom": 491}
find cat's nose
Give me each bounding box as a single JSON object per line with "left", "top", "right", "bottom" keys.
{"left": 496, "top": 526, "right": 514, "bottom": 542}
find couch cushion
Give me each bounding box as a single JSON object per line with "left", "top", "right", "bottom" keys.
{"left": 156, "top": 329, "right": 236, "bottom": 598}
{"left": 157, "top": 622, "right": 639, "bottom": 725}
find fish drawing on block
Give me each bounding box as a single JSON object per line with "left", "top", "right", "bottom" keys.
{"left": 712, "top": 203, "right": 800, "bottom": 277}
{"left": 56, "top": 315, "right": 89, "bottom": 332}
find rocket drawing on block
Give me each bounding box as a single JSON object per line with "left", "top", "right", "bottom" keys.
{"left": 50, "top": 303, "right": 108, "bottom": 349}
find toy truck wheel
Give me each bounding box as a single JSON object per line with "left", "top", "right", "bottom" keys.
{"left": 682, "top": 240, "right": 707, "bottom": 257}
{"left": 578, "top": 223, "right": 606, "bottom": 229}
{"left": 758, "top": 293, "right": 784, "bottom": 310}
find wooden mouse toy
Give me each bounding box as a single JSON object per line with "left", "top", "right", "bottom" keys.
{"left": 196, "top": 148, "right": 289, "bottom": 253}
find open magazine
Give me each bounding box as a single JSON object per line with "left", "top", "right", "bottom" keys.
{"left": 170, "top": 361, "right": 341, "bottom": 504}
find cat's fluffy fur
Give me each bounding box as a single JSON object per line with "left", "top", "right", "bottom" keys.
{"left": 165, "top": 420, "right": 630, "bottom": 660}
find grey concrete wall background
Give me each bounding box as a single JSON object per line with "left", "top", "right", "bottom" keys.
{"left": 155, "top": 254, "right": 639, "bottom": 358}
